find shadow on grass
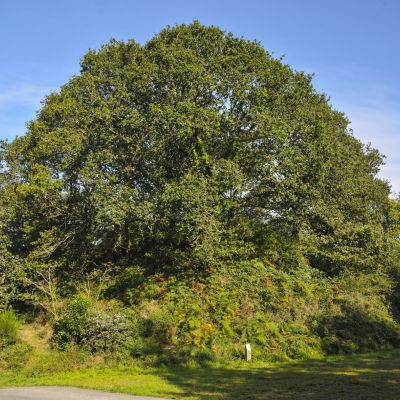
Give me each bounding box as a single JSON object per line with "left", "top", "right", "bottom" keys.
{"left": 160, "top": 352, "right": 400, "bottom": 400}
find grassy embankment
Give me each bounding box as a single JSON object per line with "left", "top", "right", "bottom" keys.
{"left": 0, "top": 324, "right": 400, "bottom": 399}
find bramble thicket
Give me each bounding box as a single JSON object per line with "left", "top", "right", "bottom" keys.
{"left": 1, "top": 22, "right": 400, "bottom": 364}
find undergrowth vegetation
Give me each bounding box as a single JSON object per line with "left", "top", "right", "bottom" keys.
{"left": 49, "top": 261, "right": 400, "bottom": 364}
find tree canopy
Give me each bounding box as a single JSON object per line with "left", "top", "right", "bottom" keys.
{"left": 0, "top": 20, "right": 396, "bottom": 300}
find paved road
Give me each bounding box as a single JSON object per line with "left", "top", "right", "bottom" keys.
{"left": 0, "top": 387, "right": 169, "bottom": 400}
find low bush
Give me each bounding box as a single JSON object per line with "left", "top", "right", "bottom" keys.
{"left": 82, "top": 310, "right": 138, "bottom": 354}
{"left": 55, "top": 297, "right": 142, "bottom": 356}
{"left": 0, "top": 310, "right": 19, "bottom": 348}
{"left": 0, "top": 342, "right": 32, "bottom": 371}
{"left": 315, "top": 307, "right": 400, "bottom": 354}
{"left": 54, "top": 296, "right": 90, "bottom": 350}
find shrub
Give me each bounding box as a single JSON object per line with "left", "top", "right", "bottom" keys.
{"left": 0, "top": 342, "right": 32, "bottom": 371}
{"left": 54, "top": 296, "right": 90, "bottom": 350}
{"left": 82, "top": 311, "right": 137, "bottom": 354}
{"left": 315, "top": 307, "right": 400, "bottom": 354}
{"left": 0, "top": 310, "right": 19, "bottom": 347}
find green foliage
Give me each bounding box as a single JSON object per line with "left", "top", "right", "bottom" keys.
{"left": 0, "top": 23, "right": 398, "bottom": 362}
{"left": 82, "top": 306, "right": 141, "bottom": 355}
{"left": 0, "top": 144, "right": 25, "bottom": 309}
{"left": 386, "top": 197, "right": 400, "bottom": 319}
{"left": 1, "top": 22, "right": 392, "bottom": 279}
{"left": 0, "top": 243, "right": 24, "bottom": 310}
{"left": 55, "top": 297, "right": 142, "bottom": 355}
{"left": 0, "top": 342, "right": 32, "bottom": 372}
{"left": 54, "top": 296, "right": 90, "bottom": 349}
{"left": 113, "top": 260, "right": 398, "bottom": 363}
{"left": 316, "top": 308, "right": 400, "bottom": 354}
{"left": 0, "top": 310, "right": 20, "bottom": 347}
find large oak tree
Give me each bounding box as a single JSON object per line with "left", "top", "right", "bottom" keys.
{"left": 0, "top": 22, "right": 394, "bottom": 292}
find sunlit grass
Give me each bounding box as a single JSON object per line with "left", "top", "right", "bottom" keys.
{"left": 1, "top": 350, "right": 400, "bottom": 399}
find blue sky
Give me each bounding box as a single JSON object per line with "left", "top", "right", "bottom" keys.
{"left": 0, "top": 0, "right": 399, "bottom": 193}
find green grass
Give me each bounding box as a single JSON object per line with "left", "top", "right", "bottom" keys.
{"left": 1, "top": 351, "right": 400, "bottom": 399}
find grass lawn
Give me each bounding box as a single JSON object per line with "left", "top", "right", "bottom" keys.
{"left": 1, "top": 351, "right": 400, "bottom": 399}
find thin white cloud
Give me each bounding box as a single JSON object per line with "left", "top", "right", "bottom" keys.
{"left": 343, "top": 102, "right": 400, "bottom": 195}
{"left": 305, "top": 63, "right": 400, "bottom": 196}
{"left": 0, "top": 83, "right": 54, "bottom": 109}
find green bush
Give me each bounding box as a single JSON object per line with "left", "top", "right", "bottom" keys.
{"left": 0, "top": 310, "right": 19, "bottom": 347}
{"left": 0, "top": 342, "right": 32, "bottom": 371}
{"left": 82, "top": 310, "right": 137, "bottom": 354}
{"left": 54, "top": 296, "right": 91, "bottom": 350}
{"left": 315, "top": 307, "right": 400, "bottom": 354}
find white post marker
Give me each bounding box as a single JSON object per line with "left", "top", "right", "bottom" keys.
{"left": 245, "top": 343, "right": 251, "bottom": 361}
